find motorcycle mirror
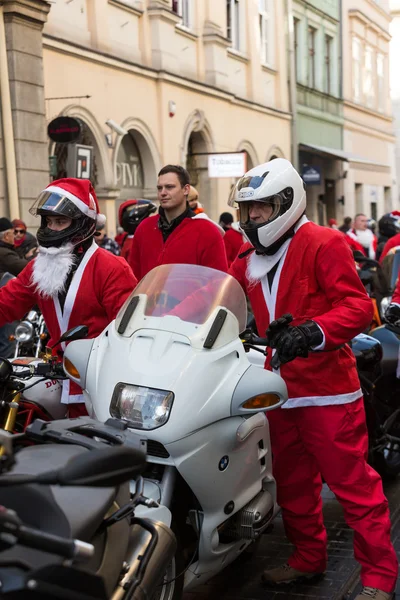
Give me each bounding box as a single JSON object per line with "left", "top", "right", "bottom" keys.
{"left": 0, "top": 358, "right": 13, "bottom": 381}
{"left": 53, "top": 325, "right": 89, "bottom": 348}
{"left": 37, "top": 445, "right": 147, "bottom": 488}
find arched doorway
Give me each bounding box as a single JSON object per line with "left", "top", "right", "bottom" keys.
{"left": 50, "top": 120, "right": 100, "bottom": 186}
{"left": 186, "top": 130, "right": 213, "bottom": 213}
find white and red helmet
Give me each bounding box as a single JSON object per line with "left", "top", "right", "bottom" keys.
{"left": 30, "top": 178, "right": 106, "bottom": 248}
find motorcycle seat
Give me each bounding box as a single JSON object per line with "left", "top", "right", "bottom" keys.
{"left": 0, "top": 444, "right": 126, "bottom": 542}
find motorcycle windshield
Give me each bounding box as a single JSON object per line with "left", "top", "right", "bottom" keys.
{"left": 117, "top": 264, "right": 247, "bottom": 332}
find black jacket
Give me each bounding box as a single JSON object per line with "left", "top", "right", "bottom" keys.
{"left": 0, "top": 241, "right": 28, "bottom": 276}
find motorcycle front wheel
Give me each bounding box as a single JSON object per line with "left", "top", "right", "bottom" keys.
{"left": 152, "top": 522, "right": 185, "bottom": 600}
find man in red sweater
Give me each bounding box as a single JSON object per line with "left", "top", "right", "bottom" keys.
{"left": 128, "top": 165, "right": 228, "bottom": 280}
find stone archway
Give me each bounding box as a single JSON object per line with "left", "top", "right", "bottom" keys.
{"left": 115, "top": 117, "right": 162, "bottom": 201}
{"left": 59, "top": 105, "right": 113, "bottom": 189}
{"left": 181, "top": 110, "right": 215, "bottom": 214}
{"left": 237, "top": 140, "right": 259, "bottom": 171}
{"left": 266, "top": 144, "right": 286, "bottom": 162}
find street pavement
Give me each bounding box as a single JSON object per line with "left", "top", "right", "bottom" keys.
{"left": 184, "top": 479, "right": 400, "bottom": 600}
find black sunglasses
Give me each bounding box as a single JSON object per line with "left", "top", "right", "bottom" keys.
{"left": 14, "top": 229, "right": 25, "bottom": 234}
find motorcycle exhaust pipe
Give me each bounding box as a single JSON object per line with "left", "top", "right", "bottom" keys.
{"left": 112, "top": 519, "right": 177, "bottom": 600}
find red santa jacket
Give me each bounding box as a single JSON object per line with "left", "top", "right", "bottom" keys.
{"left": 223, "top": 228, "right": 244, "bottom": 266}
{"left": 379, "top": 232, "right": 400, "bottom": 264}
{"left": 128, "top": 214, "right": 228, "bottom": 281}
{"left": 0, "top": 243, "right": 137, "bottom": 403}
{"left": 229, "top": 221, "right": 374, "bottom": 408}
{"left": 121, "top": 235, "right": 133, "bottom": 260}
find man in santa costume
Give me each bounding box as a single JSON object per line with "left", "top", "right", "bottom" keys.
{"left": 228, "top": 159, "right": 397, "bottom": 600}
{"left": 128, "top": 165, "right": 228, "bottom": 280}
{"left": 346, "top": 213, "right": 378, "bottom": 259}
{"left": 0, "top": 178, "right": 137, "bottom": 417}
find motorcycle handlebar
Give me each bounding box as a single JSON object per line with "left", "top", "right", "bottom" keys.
{"left": 0, "top": 506, "right": 94, "bottom": 561}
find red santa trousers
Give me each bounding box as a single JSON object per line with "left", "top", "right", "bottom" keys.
{"left": 267, "top": 398, "right": 398, "bottom": 593}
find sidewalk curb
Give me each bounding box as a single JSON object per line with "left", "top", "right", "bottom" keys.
{"left": 334, "top": 492, "right": 400, "bottom": 600}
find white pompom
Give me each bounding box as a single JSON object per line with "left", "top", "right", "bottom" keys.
{"left": 96, "top": 213, "right": 106, "bottom": 227}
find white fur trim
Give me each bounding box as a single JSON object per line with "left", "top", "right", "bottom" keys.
{"left": 282, "top": 389, "right": 362, "bottom": 409}
{"left": 96, "top": 213, "right": 106, "bottom": 227}
{"left": 193, "top": 213, "right": 225, "bottom": 237}
{"left": 45, "top": 185, "right": 97, "bottom": 220}
{"left": 31, "top": 243, "right": 76, "bottom": 298}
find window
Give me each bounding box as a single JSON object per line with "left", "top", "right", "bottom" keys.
{"left": 324, "top": 35, "right": 333, "bottom": 95}
{"left": 259, "top": 0, "right": 273, "bottom": 66}
{"left": 172, "top": 0, "right": 191, "bottom": 28}
{"left": 308, "top": 26, "right": 316, "bottom": 88}
{"left": 364, "top": 45, "right": 375, "bottom": 108}
{"left": 294, "top": 18, "right": 300, "bottom": 81}
{"left": 227, "top": 0, "right": 240, "bottom": 50}
{"left": 377, "top": 53, "right": 385, "bottom": 112}
{"left": 352, "top": 37, "right": 362, "bottom": 102}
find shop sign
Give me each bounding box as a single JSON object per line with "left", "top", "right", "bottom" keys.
{"left": 47, "top": 116, "right": 82, "bottom": 144}
{"left": 208, "top": 153, "right": 247, "bottom": 178}
{"left": 302, "top": 165, "right": 321, "bottom": 185}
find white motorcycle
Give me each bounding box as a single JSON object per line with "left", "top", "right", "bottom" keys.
{"left": 63, "top": 264, "right": 288, "bottom": 598}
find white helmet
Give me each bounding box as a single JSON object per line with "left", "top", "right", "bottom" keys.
{"left": 228, "top": 158, "right": 306, "bottom": 252}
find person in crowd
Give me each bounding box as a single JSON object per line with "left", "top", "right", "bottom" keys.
{"left": 94, "top": 223, "right": 120, "bottom": 255}
{"left": 115, "top": 226, "right": 126, "bottom": 247}
{"left": 0, "top": 178, "right": 136, "bottom": 417}
{"left": 327, "top": 218, "right": 338, "bottom": 229}
{"left": 385, "top": 276, "right": 400, "bottom": 326}
{"left": 12, "top": 219, "right": 38, "bottom": 259}
{"left": 228, "top": 158, "right": 397, "bottom": 600}
{"left": 346, "top": 213, "right": 377, "bottom": 259}
{"left": 219, "top": 212, "right": 243, "bottom": 266}
{"left": 339, "top": 216, "right": 353, "bottom": 233}
{"left": 0, "top": 218, "right": 30, "bottom": 276}
{"left": 378, "top": 212, "right": 400, "bottom": 263}
{"left": 128, "top": 165, "right": 228, "bottom": 280}
{"left": 118, "top": 199, "right": 157, "bottom": 261}
{"left": 187, "top": 186, "right": 204, "bottom": 215}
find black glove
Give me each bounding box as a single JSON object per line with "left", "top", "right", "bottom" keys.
{"left": 385, "top": 303, "right": 400, "bottom": 325}
{"left": 266, "top": 315, "right": 323, "bottom": 367}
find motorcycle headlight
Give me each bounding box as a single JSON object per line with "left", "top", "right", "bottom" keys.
{"left": 15, "top": 321, "right": 34, "bottom": 343}
{"left": 381, "top": 296, "right": 392, "bottom": 315}
{"left": 110, "top": 383, "right": 174, "bottom": 430}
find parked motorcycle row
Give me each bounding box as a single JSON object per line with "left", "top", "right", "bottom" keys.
{"left": 0, "top": 251, "right": 398, "bottom": 599}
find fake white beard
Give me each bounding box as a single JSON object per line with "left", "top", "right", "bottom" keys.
{"left": 31, "top": 243, "right": 76, "bottom": 298}
{"left": 246, "top": 238, "right": 291, "bottom": 286}
{"left": 355, "top": 228, "right": 374, "bottom": 247}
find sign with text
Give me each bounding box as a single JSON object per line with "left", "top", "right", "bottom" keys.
{"left": 302, "top": 165, "right": 321, "bottom": 186}
{"left": 208, "top": 153, "right": 247, "bottom": 178}
{"left": 47, "top": 116, "right": 82, "bottom": 144}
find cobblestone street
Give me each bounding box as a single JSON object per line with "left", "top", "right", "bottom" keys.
{"left": 184, "top": 480, "right": 400, "bottom": 600}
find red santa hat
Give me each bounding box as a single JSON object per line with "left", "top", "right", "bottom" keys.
{"left": 43, "top": 178, "right": 106, "bottom": 227}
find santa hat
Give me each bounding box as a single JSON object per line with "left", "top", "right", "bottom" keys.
{"left": 43, "top": 178, "right": 106, "bottom": 227}
{"left": 118, "top": 199, "right": 139, "bottom": 226}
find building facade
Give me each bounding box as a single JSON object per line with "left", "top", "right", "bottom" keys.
{"left": 0, "top": 0, "right": 292, "bottom": 235}
{"left": 293, "top": 0, "right": 344, "bottom": 224}
{"left": 342, "top": 0, "right": 397, "bottom": 221}
{"left": 390, "top": 0, "right": 400, "bottom": 202}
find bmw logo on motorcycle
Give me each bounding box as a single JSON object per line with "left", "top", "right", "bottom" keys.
{"left": 219, "top": 455, "right": 230, "bottom": 471}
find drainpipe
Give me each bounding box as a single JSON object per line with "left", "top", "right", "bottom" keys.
{"left": 0, "top": 4, "right": 20, "bottom": 219}
{"left": 286, "top": 0, "right": 298, "bottom": 170}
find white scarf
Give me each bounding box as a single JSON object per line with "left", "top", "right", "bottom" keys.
{"left": 355, "top": 228, "right": 373, "bottom": 247}
{"left": 31, "top": 243, "right": 76, "bottom": 299}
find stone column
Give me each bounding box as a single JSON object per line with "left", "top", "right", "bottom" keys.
{"left": 1, "top": 0, "right": 50, "bottom": 225}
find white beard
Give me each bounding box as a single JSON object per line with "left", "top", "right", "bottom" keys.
{"left": 355, "top": 228, "right": 373, "bottom": 247}
{"left": 31, "top": 243, "right": 76, "bottom": 298}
